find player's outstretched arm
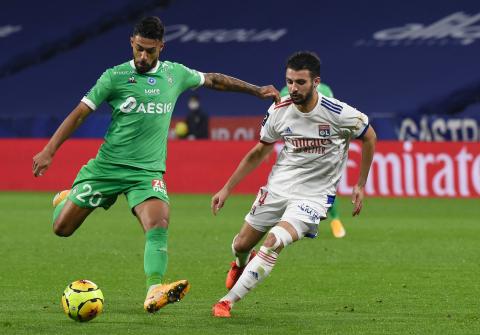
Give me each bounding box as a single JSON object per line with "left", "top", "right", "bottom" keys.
{"left": 203, "top": 73, "right": 280, "bottom": 103}
{"left": 211, "top": 142, "right": 274, "bottom": 216}
{"left": 32, "top": 102, "right": 93, "bottom": 177}
{"left": 352, "top": 126, "right": 377, "bottom": 216}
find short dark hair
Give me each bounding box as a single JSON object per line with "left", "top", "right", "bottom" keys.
{"left": 286, "top": 51, "right": 321, "bottom": 78}
{"left": 133, "top": 16, "right": 164, "bottom": 40}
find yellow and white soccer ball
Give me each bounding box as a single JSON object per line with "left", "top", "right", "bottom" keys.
{"left": 61, "top": 280, "right": 104, "bottom": 322}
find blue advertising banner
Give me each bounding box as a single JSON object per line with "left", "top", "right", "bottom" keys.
{"left": 0, "top": 0, "right": 479, "bottom": 138}
{"left": 397, "top": 115, "right": 480, "bottom": 141}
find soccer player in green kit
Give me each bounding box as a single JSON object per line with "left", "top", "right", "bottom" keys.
{"left": 280, "top": 83, "right": 346, "bottom": 238}
{"left": 32, "top": 16, "right": 280, "bottom": 313}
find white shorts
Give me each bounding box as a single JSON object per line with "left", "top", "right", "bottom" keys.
{"left": 244, "top": 187, "right": 330, "bottom": 239}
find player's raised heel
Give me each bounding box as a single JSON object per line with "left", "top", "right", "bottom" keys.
{"left": 226, "top": 250, "right": 256, "bottom": 290}
{"left": 52, "top": 190, "right": 70, "bottom": 207}
{"left": 144, "top": 279, "right": 190, "bottom": 313}
{"left": 331, "top": 219, "right": 346, "bottom": 238}
{"left": 212, "top": 300, "right": 232, "bottom": 318}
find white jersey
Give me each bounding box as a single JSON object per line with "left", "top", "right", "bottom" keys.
{"left": 260, "top": 94, "right": 369, "bottom": 203}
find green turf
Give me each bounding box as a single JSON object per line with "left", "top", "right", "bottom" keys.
{"left": 0, "top": 192, "right": 479, "bottom": 334}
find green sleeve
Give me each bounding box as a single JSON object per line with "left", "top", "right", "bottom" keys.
{"left": 82, "top": 70, "right": 113, "bottom": 110}
{"left": 175, "top": 63, "right": 204, "bottom": 93}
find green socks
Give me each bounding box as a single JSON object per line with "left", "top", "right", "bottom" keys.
{"left": 144, "top": 227, "right": 168, "bottom": 289}
{"left": 53, "top": 196, "right": 169, "bottom": 290}
{"left": 329, "top": 201, "right": 339, "bottom": 219}
{"left": 52, "top": 199, "right": 66, "bottom": 224}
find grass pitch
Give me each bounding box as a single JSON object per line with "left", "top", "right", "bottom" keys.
{"left": 0, "top": 192, "right": 479, "bottom": 334}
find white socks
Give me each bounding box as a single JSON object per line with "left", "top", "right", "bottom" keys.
{"left": 222, "top": 246, "right": 278, "bottom": 304}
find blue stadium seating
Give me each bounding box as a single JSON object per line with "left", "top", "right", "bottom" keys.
{"left": 1, "top": 0, "right": 479, "bottom": 139}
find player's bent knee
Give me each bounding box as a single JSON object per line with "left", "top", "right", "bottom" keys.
{"left": 264, "top": 226, "right": 294, "bottom": 251}
{"left": 232, "top": 234, "right": 253, "bottom": 253}
{"left": 53, "top": 228, "right": 73, "bottom": 237}
{"left": 52, "top": 220, "right": 74, "bottom": 237}
{"left": 143, "top": 217, "right": 169, "bottom": 230}
{"left": 53, "top": 214, "right": 85, "bottom": 237}
{"left": 263, "top": 234, "right": 278, "bottom": 249}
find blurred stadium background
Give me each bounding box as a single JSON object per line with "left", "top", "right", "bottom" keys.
{"left": 0, "top": 0, "right": 480, "bottom": 334}
{"left": 1, "top": 0, "right": 479, "bottom": 197}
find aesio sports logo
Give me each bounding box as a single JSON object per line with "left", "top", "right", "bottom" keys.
{"left": 120, "top": 97, "right": 173, "bottom": 114}
{"left": 120, "top": 97, "right": 137, "bottom": 113}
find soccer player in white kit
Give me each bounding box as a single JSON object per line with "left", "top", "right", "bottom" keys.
{"left": 211, "top": 51, "right": 377, "bottom": 318}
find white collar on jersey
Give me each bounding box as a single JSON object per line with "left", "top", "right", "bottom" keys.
{"left": 129, "top": 59, "right": 160, "bottom": 74}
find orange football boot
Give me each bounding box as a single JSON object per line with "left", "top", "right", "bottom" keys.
{"left": 144, "top": 280, "right": 190, "bottom": 313}
{"left": 212, "top": 300, "right": 232, "bottom": 318}
{"left": 225, "top": 250, "right": 256, "bottom": 290}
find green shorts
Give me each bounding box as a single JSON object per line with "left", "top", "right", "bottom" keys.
{"left": 68, "top": 158, "right": 169, "bottom": 211}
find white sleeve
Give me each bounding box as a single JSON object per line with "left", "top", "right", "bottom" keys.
{"left": 339, "top": 104, "right": 369, "bottom": 139}
{"left": 259, "top": 104, "right": 280, "bottom": 143}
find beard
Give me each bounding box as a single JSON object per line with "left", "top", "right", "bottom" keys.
{"left": 290, "top": 87, "right": 314, "bottom": 106}
{"left": 134, "top": 59, "right": 156, "bottom": 74}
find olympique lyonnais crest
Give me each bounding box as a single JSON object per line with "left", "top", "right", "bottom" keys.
{"left": 318, "top": 124, "right": 331, "bottom": 137}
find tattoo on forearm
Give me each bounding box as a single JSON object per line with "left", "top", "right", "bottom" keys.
{"left": 206, "top": 73, "right": 259, "bottom": 95}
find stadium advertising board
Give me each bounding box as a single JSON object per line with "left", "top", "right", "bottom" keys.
{"left": 169, "top": 116, "right": 262, "bottom": 140}
{"left": 397, "top": 115, "right": 480, "bottom": 142}
{"left": 339, "top": 141, "right": 480, "bottom": 198}
{"left": 173, "top": 115, "right": 480, "bottom": 142}
{"left": 2, "top": 140, "right": 479, "bottom": 198}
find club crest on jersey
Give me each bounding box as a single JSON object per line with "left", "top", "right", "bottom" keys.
{"left": 128, "top": 76, "right": 137, "bottom": 84}
{"left": 147, "top": 77, "right": 156, "bottom": 85}
{"left": 318, "top": 124, "right": 331, "bottom": 137}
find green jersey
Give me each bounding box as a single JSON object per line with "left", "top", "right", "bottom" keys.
{"left": 82, "top": 60, "right": 204, "bottom": 172}
{"left": 279, "top": 83, "right": 334, "bottom": 98}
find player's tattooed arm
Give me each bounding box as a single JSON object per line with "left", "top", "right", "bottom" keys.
{"left": 204, "top": 73, "right": 280, "bottom": 103}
